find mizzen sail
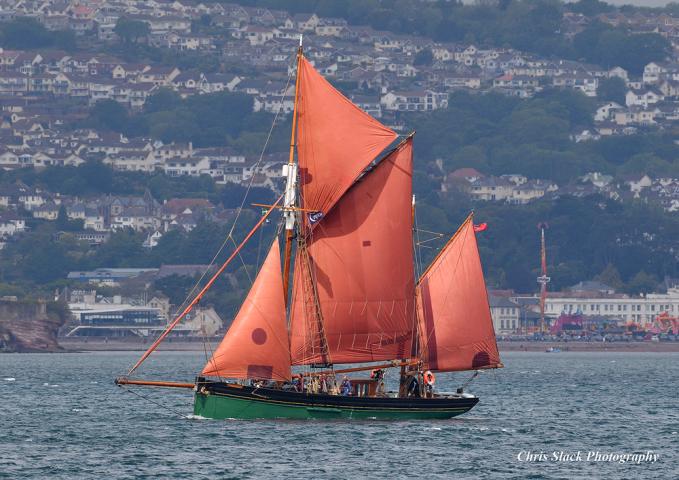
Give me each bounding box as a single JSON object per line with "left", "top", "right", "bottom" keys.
{"left": 289, "top": 139, "right": 416, "bottom": 365}
{"left": 417, "top": 215, "right": 501, "bottom": 372}
{"left": 296, "top": 57, "right": 397, "bottom": 218}
{"left": 202, "top": 239, "right": 291, "bottom": 381}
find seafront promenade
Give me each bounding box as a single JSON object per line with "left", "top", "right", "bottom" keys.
{"left": 55, "top": 337, "right": 679, "bottom": 353}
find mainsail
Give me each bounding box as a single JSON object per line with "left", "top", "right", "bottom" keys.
{"left": 121, "top": 49, "right": 502, "bottom": 400}
{"left": 289, "top": 139, "right": 416, "bottom": 365}
{"left": 202, "top": 239, "right": 291, "bottom": 381}
{"left": 296, "top": 57, "right": 398, "bottom": 218}
{"left": 417, "top": 215, "right": 501, "bottom": 372}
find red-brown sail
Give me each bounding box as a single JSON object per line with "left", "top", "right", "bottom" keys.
{"left": 202, "top": 239, "right": 291, "bottom": 381}
{"left": 417, "top": 215, "right": 501, "bottom": 372}
{"left": 289, "top": 139, "right": 416, "bottom": 365}
{"left": 296, "top": 57, "right": 397, "bottom": 218}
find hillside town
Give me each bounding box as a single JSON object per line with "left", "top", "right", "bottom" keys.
{"left": 3, "top": 2, "right": 679, "bottom": 130}
{"left": 0, "top": 2, "right": 677, "bottom": 244}
{"left": 443, "top": 168, "right": 679, "bottom": 212}
{"left": 0, "top": 1, "right": 678, "bottom": 344}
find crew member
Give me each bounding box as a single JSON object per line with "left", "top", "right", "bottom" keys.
{"left": 340, "top": 376, "right": 352, "bottom": 396}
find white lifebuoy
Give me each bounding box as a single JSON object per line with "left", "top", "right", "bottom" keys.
{"left": 424, "top": 370, "right": 436, "bottom": 386}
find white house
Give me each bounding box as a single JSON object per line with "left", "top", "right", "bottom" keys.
{"left": 594, "top": 102, "right": 624, "bottom": 122}
{"left": 625, "top": 88, "right": 664, "bottom": 108}
{"left": 642, "top": 62, "right": 666, "bottom": 84}
{"left": 161, "top": 156, "right": 211, "bottom": 177}
{"left": 381, "top": 90, "right": 448, "bottom": 111}
{"left": 489, "top": 296, "right": 520, "bottom": 333}
{"left": 608, "top": 66, "right": 629, "bottom": 82}
{"left": 624, "top": 174, "right": 653, "bottom": 195}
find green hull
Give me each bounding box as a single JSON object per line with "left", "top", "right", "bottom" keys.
{"left": 193, "top": 389, "right": 478, "bottom": 420}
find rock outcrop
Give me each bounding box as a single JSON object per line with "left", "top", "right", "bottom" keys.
{"left": 0, "top": 300, "right": 66, "bottom": 352}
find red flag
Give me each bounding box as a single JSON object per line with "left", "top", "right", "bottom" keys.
{"left": 473, "top": 223, "right": 488, "bottom": 233}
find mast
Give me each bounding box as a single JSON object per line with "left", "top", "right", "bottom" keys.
{"left": 537, "top": 222, "right": 550, "bottom": 335}
{"left": 401, "top": 191, "right": 420, "bottom": 395}
{"left": 282, "top": 35, "right": 303, "bottom": 306}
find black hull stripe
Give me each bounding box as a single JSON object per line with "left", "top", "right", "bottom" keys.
{"left": 199, "top": 383, "right": 478, "bottom": 412}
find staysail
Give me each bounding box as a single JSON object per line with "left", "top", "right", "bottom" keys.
{"left": 296, "top": 57, "right": 398, "bottom": 218}
{"left": 289, "top": 139, "right": 416, "bottom": 365}
{"left": 417, "top": 215, "right": 501, "bottom": 372}
{"left": 202, "top": 239, "right": 291, "bottom": 381}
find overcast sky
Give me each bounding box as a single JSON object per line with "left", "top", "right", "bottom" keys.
{"left": 602, "top": 0, "right": 673, "bottom": 6}
{"left": 460, "top": 0, "right": 674, "bottom": 6}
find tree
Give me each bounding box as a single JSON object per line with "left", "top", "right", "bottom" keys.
{"left": 574, "top": 22, "right": 670, "bottom": 75}
{"left": 413, "top": 48, "right": 433, "bottom": 66}
{"left": 568, "top": 0, "right": 613, "bottom": 16}
{"left": 89, "top": 100, "right": 129, "bottom": 132}
{"left": 626, "top": 271, "right": 659, "bottom": 295}
{"left": 153, "top": 274, "right": 197, "bottom": 305}
{"left": 594, "top": 263, "right": 624, "bottom": 291}
{"left": 0, "top": 17, "right": 54, "bottom": 49}
{"left": 597, "top": 77, "right": 627, "bottom": 105}
{"left": 114, "top": 18, "right": 150, "bottom": 44}
{"left": 221, "top": 185, "right": 275, "bottom": 209}
{"left": 55, "top": 205, "right": 83, "bottom": 232}
{"left": 144, "top": 88, "right": 182, "bottom": 114}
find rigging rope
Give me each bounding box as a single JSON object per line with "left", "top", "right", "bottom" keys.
{"left": 459, "top": 370, "right": 480, "bottom": 391}
{"left": 172, "top": 61, "right": 295, "bottom": 323}
{"left": 122, "top": 58, "right": 295, "bottom": 378}
{"left": 117, "top": 384, "right": 192, "bottom": 420}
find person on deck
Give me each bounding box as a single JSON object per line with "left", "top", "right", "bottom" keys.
{"left": 371, "top": 369, "right": 386, "bottom": 395}
{"left": 340, "top": 376, "right": 352, "bottom": 396}
{"left": 407, "top": 375, "right": 420, "bottom": 398}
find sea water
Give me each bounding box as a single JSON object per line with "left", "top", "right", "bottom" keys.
{"left": 1, "top": 351, "right": 677, "bottom": 479}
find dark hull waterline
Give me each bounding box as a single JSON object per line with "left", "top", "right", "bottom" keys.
{"left": 193, "top": 381, "right": 479, "bottom": 420}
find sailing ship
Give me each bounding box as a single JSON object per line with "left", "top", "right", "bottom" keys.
{"left": 116, "top": 43, "right": 502, "bottom": 420}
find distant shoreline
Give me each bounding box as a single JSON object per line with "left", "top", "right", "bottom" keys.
{"left": 497, "top": 340, "right": 679, "bottom": 353}
{"left": 51, "top": 338, "right": 679, "bottom": 353}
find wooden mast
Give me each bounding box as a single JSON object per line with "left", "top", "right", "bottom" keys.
{"left": 282, "top": 37, "right": 304, "bottom": 307}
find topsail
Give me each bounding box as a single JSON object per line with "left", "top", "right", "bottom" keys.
{"left": 296, "top": 57, "right": 398, "bottom": 218}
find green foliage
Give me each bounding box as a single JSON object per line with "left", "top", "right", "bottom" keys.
{"left": 217, "top": 0, "right": 668, "bottom": 75}
{"left": 573, "top": 22, "right": 670, "bottom": 74}
{"left": 152, "top": 274, "right": 197, "bottom": 305}
{"left": 0, "top": 17, "right": 76, "bottom": 50}
{"left": 408, "top": 90, "right": 679, "bottom": 182}
{"left": 56, "top": 205, "right": 84, "bottom": 232}
{"left": 625, "top": 271, "right": 660, "bottom": 295}
{"left": 143, "top": 88, "right": 182, "bottom": 113}
{"left": 413, "top": 48, "right": 433, "bottom": 66}
{"left": 89, "top": 229, "right": 149, "bottom": 267}
{"left": 89, "top": 100, "right": 130, "bottom": 132}
{"left": 1, "top": 162, "right": 223, "bottom": 203}
{"left": 567, "top": 0, "right": 614, "bottom": 16}
{"left": 114, "top": 17, "right": 150, "bottom": 43}
{"left": 425, "top": 195, "right": 679, "bottom": 294}
{"left": 597, "top": 77, "right": 627, "bottom": 105}
{"left": 84, "top": 91, "right": 266, "bottom": 148}
{"left": 595, "top": 263, "right": 624, "bottom": 291}
{"left": 220, "top": 185, "right": 275, "bottom": 208}
{"left": 1, "top": 226, "right": 73, "bottom": 283}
